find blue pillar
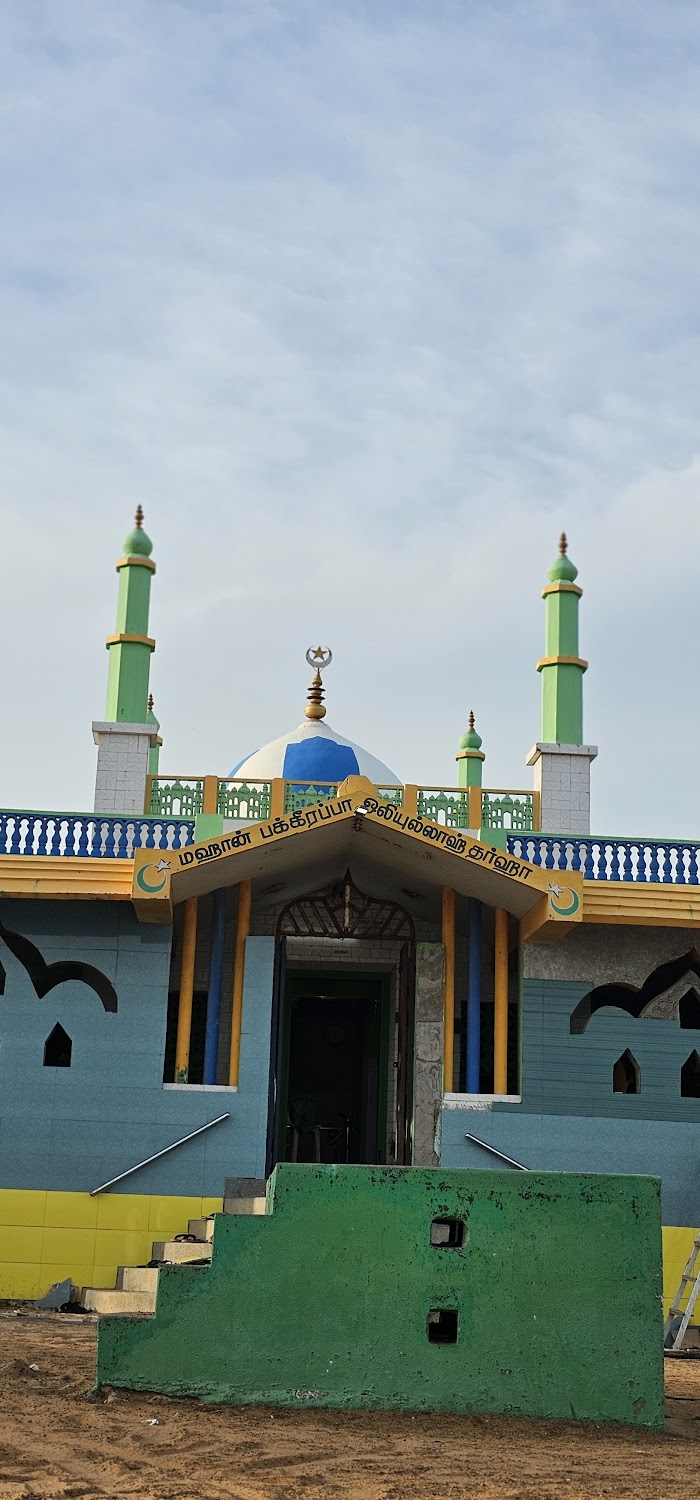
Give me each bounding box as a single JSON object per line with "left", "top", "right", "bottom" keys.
{"left": 466, "top": 898, "right": 482, "bottom": 1093}
{"left": 203, "top": 888, "right": 226, "bottom": 1085}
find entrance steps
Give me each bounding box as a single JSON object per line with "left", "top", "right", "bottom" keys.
{"left": 82, "top": 1186, "right": 268, "bottom": 1317}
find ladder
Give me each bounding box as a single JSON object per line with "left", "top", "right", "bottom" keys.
{"left": 664, "top": 1231, "right": 700, "bottom": 1353}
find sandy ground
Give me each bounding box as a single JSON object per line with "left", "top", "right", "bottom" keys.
{"left": 0, "top": 1311, "right": 698, "bottom": 1500}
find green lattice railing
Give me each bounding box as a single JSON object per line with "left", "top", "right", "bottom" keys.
{"left": 284, "top": 781, "right": 338, "bottom": 813}
{"left": 375, "top": 786, "right": 404, "bottom": 806}
{"left": 217, "top": 780, "right": 272, "bottom": 821}
{"left": 148, "top": 778, "right": 204, "bottom": 818}
{"left": 481, "top": 791, "right": 535, "bottom": 832}
{"left": 417, "top": 787, "right": 470, "bottom": 830}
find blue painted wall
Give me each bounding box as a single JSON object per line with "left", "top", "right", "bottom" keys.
{"left": 0, "top": 902, "right": 274, "bottom": 1197}
{"left": 441, "top": 975, "right": 700, "bottom": 1224}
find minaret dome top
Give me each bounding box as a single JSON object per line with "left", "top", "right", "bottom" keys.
{"left": 123, "top": 505, "right": 153, "bottom": 559}
{"left": 547, "top": 531, "right": 578, "bottom": 584}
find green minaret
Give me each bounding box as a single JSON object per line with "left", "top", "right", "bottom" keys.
{"left": 147, "top": 694, "right": 162, "bottom": 775}
{"left": 538, "top": 533, "right": 586, "bottom": 743}
{"left": 105, "top": 506, "right": 156, "bottom": 722}
{"left": 456, "top": 710, "right": 484, "bottom": 789}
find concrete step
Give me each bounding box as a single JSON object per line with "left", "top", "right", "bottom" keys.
{"left": 116, "top": 1266, "right": 160, "bottom": 1295}
{"left": 187, "top": 1217, "right": 216, "bottom": 1241}
{"left": 151, "top": 1239, "right": 213, "bottom": 1264}
{"left": 82, "top": 1286, "right": 155, "bottom": 1316}
{"left": 222, "top": 1197, "right": 267, "bottom": 1216}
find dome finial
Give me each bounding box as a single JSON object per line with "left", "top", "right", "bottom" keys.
{"left": 548, "top": 530, "right": 577, "bottom": 583}
{"left": 459, "top": 709, "right": 483, "bottom": 752}
{"left": 123, "top": 505, "right": 153, "bottom": 558}
{"left": 304, "top": 645, "right": 332, "bottom": 721}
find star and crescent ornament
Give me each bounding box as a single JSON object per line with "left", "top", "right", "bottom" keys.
{"left": 306, "top": 645, "right": 333, "bottom": 670}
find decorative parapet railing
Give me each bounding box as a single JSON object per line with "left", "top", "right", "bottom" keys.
{"left": 146, "top": 776, "right": 538, "bottom": 830}
{"left": 480, "top": 789, "right": 537, "bottom": 832}
{"left": 284, "top": 780, "right": 338, "bottom": 813}
{"left": 508, "top": 834, "right": 700, "bottom": 885}
{"left": 148, "top": 777, "right": 204, "bottom": 818}
{"left": 0, "top": 812, "right": 195, "bottom": 858}
{"left": 417, "top": 786, "right": 471, "bottom": 830}
{"left": 218, "top": 780, "right": 271, "bottom": 821}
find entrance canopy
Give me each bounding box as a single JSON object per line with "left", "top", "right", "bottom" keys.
{"left": 133, "top": 778, "right": 582, "bottom": 939}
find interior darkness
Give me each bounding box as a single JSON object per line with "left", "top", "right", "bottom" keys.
{"left": 43, "top": 1022, "right": 72, "bottom": 1068}
{"left": 163, "top": 990, "right": 208, "bottom": 1083}
{"left": 281, "top": 973, "right": 386, "bottom": 1165}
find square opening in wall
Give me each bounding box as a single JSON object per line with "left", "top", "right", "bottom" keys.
{"left": 427, "top": 1308, "right": 459, "bottom": 1344}
{"left": 430, "top": 1217, "right": 465, "bottom": 1248}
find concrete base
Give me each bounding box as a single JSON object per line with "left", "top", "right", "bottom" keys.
{"left": 526, "top": 742, "right": 598, "bottom": 834}
{"left": 96, "top": 1163, "right": 664, "bottom": 1426}
{"left": 92, "top": 720, "right": 160, "bottom": 816}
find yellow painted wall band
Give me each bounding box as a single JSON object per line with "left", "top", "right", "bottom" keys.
{"left": 536, "top": 655, "right": 588, "bottom": 672}
{"left": 442, "top": 887, "right": 455, "bottom": 1091}
{"left": 541, "top": 582, "right": 582, "bottom": 598}
{"left": 105, "top": 633, "right": 156, "bottom": 649}
{"left": 115, "top": 555, "right": 156, "bottom": 573}
{"left": 228, "top": 881, "right": 252, "bottom": 1087}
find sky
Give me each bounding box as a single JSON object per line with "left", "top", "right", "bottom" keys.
{"left": 2, "top": 0, "right": 700, "bottom": 833}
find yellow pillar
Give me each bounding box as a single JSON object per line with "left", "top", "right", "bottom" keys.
{"left": 175, "top": 897, "right": 198, "bottom": 1080}
{"left": 403, "top": 784, "right": 418, "bottom": 817}
{"left": 202, "top": 776, "right": 219, "bottom": 814}
{"left": 442, "top": 887, "right": 456, "bottom": 1091}
{"left": 228, "top": 880, "right": 252, "bottom": 1086}
{"left": 494, "top": 908, "right": 509, "bottom": 1094}
{"left": 270, "top": 779, "right": 285, "bottom": 818}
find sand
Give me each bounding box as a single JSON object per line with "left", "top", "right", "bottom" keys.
{"left": 0, "top": 1309, "right": 698, "bottom": 1499}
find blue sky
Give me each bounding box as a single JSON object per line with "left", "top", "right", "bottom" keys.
{"left": 2, "top": 1, "right": 700, "bottom": 831}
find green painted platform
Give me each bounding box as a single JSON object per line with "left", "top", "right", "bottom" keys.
{"left": 97, "top": 1164, "right": 664, "bottom": 1426}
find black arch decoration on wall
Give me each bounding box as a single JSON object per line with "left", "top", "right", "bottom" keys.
{"left": 570, "top": 949, "right": 700, "bottom": 1035}
{"left": 0, "top": 917, "right": 117, "bottom": 1012}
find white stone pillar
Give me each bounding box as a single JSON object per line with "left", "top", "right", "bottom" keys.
{"left": 92, "top": 721, "right": 160, "bottom": 816}
{"left": 526, "top": 742, "right": 598, "bottom": 835}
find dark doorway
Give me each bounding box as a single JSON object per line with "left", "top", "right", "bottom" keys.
{"left": 277, "top": 972, "right": 390, "bottom": 1165}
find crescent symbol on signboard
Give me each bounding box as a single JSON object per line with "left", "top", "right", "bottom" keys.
{"left": 549, "top": 887, "right": 580, "bottom": 917}
{"left": 136, "top": 863, "right": 168, "bottom": 895}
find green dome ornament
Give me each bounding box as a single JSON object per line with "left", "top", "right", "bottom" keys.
{"left": 459, "top": 710, "right": 483, "bottom": 752}
{"left": 548, "top": 531, "right": 578, "bottom": 583}
{"left": 123, "top": 504, "right": 153, "bottom": 558}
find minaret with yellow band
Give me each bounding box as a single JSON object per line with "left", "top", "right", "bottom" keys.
{"left": 92, "top": 510, "right": 161, "bottom": 816}
{"left": 538, "top": 533, "right": 586, "bottom": 743}
{"left": 526, "top": 533, "right": 597, "bottom": 835}
{"left": 105, "top": 506, "right": 156, "bottom": 723}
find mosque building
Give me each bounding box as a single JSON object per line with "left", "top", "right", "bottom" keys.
{"left": 0, "top": 511, "right": 697, "bottom": 1317}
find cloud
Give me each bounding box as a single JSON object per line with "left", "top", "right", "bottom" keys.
{"left": 0, "top": 1, "right": 699, "bottom": 832}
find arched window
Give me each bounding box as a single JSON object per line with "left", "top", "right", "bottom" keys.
{"left": 612, "top": 1049, "right": 640, "bottom": 1095}
{"left": 43, "top": 1023, "right": 72, "bottom": 1068}
{"left": 681, "top": 1051, "right": 700, "bottom": 1099}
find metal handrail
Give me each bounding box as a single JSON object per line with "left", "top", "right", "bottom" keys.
{"left": 464, "top": 1132, "right": 528, "bottom": 1170}
{"left": 90, "top": 1112, "right": 230, "bottom": 1195}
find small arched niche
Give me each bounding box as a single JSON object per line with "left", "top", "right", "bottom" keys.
{"left": 43, "top": 1023, "right": 72, "bottom": 1068}
{"left": 612, "top": 1049, "right": 640, "bottom": 1095}
{"left": 681, "top": 1051, "right": 700, "bottom": 1099}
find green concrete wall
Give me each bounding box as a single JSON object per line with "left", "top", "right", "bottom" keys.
{"left": 97, "top": 1165, "right": 664, "bottom": 1427}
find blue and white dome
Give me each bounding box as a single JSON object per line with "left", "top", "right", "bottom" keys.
{"left": 230, "top": 719, "right": 400, "bottom": 787}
